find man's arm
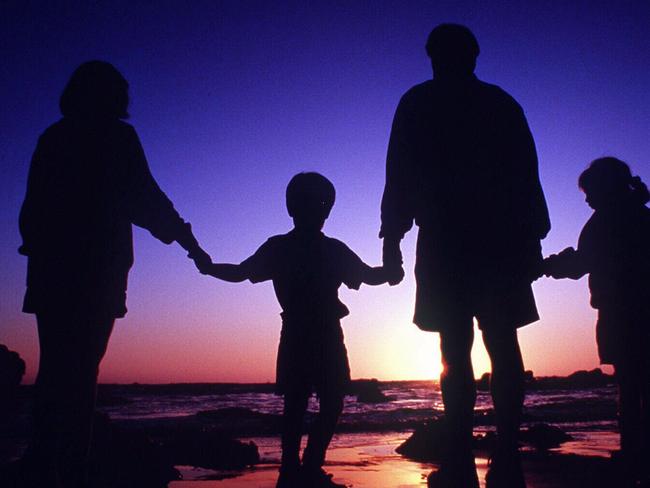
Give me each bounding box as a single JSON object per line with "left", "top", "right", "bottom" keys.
{"left": 507, "top": 101, "right": 551, "bottom": 241}
{"left": 380, "top": 92, "right": 417, "bottom": 283}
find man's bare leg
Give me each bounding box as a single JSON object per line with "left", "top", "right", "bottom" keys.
{"left": 429, "top": 322, "right": 479, "bottom": 487}
{"left": 482, "top": 327, "right": 526, "bottom": 488}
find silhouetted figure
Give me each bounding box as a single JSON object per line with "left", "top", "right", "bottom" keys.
{"left": 0, "top": 344, "right": 25, "bottom": 418}
{"left": 380, "top": 24, "right": 550, "bottom": 488}
{"left": 18, "top": 61, "right": 210, "bottom": 488}
{"left": 544, "top": 157, "right": 650, "bottom": 487}
{"left": 197, "top": 173, "right": 394, "bottom": 488}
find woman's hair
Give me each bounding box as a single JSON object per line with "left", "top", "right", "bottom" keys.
{"left": 59, "top": 61, "right": 129, "bottom": 119}
{"left": 286, "top": 172, "right": 336, "bottom": 216}
{"left": 579, "top": 157, "right": 649, "bottom": 205}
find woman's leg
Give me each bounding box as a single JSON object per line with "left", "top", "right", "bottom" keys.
{"left": 32, "top": 313, "right": 114, "bottom": 487}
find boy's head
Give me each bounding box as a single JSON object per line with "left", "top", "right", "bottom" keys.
{"left": 286, "top": 172, "right": 336, "bottom": 231}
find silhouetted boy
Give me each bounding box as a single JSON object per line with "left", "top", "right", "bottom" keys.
{"left": 544, "top": 157, "right": 650, "bottom": 487}
{"left": 198, "top": 172, "right": 396, "bottom": 488}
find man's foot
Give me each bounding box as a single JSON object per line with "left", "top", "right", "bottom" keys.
{"left": 427, "top": 455, "right": 479, "bottom": 488}
{"left": 484, "top": 450, "right": 526, "bottom": 488}
{"left": 301, "top": 467, "right": 347, "bottom": 487}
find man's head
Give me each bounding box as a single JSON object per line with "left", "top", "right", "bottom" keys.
{"left": 286, "top": 172, "right": 336, "bottom": 231}
{"left": 426, "top": 24, "right": 479, "bottom": 77}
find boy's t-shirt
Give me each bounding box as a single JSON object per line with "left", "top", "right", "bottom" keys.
{"left": 239, "top": 229, "right": 371, "bottom": 320}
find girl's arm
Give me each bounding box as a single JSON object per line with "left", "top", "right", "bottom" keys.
{"left": 201, "top": 263, "right": 248, "bottom": 283}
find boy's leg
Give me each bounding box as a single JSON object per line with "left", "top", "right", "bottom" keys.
{"left": 302, "top": 391, "right": 344, "bottom": 471}
{"left": 281, "top": 389, "right": 310, "bottom": 473}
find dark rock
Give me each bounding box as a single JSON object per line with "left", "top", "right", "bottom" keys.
{"left": 520, "top": 423, "right": 572, "bottom": 450}
{"left": 397, "top": 421, "right": 573, "bottom": 462}
{"left": 395, "top": 420, "right": 487, "bottom": 462}
{"left": 395, "top": 420, "right": 448, "bottom": 462}
{"left": 163, "top": 431, "right": 259, "bottom": 470}
{"left": 88, "top": 412, "right": 180, "bottom": 488}
{"left": 351, "top": 379, "right": 393, "bottom": 403}
{"left": 530, "top": 368, "right": 614, "bottom": 390}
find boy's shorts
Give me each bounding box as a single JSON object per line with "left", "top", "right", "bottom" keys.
{"left": 276, "top": 316, "right": 350, "bottom": 398}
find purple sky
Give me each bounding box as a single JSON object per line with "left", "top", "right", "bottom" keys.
{"left": 1, "top": 1, "right": 649, "bottom": 383}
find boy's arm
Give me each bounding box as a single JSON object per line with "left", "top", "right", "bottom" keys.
{"left": 361, "top": 265, "right": 404, "bottom": 286}
{"left": 201, "top": 263, "right": 248, "bottom": 283}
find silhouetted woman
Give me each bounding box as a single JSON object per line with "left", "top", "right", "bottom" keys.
{"left": 544, "top": 157, "right": 650, "bottom": 487}
{"left": 18, "top": 61, "right": 210, "bottom": 487}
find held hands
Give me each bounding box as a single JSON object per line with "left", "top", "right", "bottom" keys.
{"left": 384, "top": 263, "right": 405, "bottom": 286}
{"left": 541, "top": 247, "right": 578, "bottom": 279}
{"left": 382, "top": 237, "right": 404, "bottom": 286}
{"left": 188, "top": 247, "right": 213, "bottom": 275}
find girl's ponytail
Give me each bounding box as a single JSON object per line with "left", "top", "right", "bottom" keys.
{"left": 630, "top": 175, "right": 650, "bottom": 205}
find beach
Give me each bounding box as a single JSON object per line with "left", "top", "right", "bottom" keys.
{"left": 0, "top": 373, "right": 626, "bottom": 487}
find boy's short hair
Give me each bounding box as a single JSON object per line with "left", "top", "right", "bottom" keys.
{"left": 286, "top": 172, "right": 336, "bottom": 216}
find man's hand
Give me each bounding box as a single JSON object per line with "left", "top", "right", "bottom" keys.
{"left": 385, "top": 263, "right": 405, "bottom": 286}
{"left": 382, "top": 237, "right": 402, "bottom": 265}
{"left": 382, "top": 237, "right": 404, "bottom": 285}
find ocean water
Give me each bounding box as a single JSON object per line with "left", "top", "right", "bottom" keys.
{"left": 96, "top": 381, "right": 620, "bottom": 457}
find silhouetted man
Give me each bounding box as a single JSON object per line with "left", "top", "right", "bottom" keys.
{"left": 380, "top": 25, "right": 550, "bottom": 488}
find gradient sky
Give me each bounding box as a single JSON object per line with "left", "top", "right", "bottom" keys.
{"left": 1, "top": 1, "right": 649, "bottom": 384}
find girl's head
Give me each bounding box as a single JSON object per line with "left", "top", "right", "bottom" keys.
{"left": 60, "top": 61, "right": 129, "bottom": 120}
{"left": 578, "top": 157, "right": 649, "bottom": 210}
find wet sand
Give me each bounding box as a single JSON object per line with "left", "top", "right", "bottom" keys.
{"left": 169, "top": 433, "right": 619, "bottom": 488}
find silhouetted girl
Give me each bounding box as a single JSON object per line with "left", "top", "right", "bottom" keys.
{"left": 544, "top": 157, "right": 650, "bottom": 487}
{"left": 19, "top": 61, "right": 209, "bottom": 488}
